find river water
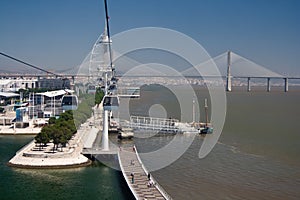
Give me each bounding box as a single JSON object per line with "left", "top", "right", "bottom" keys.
{"left": 1, "top": 86, "right": 300, "bottom": 199}
{"left": 128, "top": 85, "right": 300, "bottom": 199}
{"left": 0, "top": 136, "right": 133, "bottom": 200}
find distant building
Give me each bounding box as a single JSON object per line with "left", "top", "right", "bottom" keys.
{"left": 37, "top": 78, "right": 70, "bottom": 90}
{"left": 0, "top": 91, "right": 20, "bottom": 106}
{"left": 0, "top": 78, "right": 38, "bottom": 92}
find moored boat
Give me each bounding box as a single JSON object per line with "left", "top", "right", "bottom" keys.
{"left": 118, "top": 127, "right": 134, "bottom": 139}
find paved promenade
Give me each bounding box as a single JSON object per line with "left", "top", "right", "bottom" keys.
{"left": 118, "top": 147, "right": 171, "bottom": 200}
{"left": 8, "top": 118, "right": 96, "bottom": 168}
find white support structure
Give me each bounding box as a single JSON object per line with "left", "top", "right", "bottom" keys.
{"left": 267, "top": 78, "right": 271, "bottom": 92}
{"left": 284, "top": 78, "right": 289, "bottom": 92}
{"left": 102, "top": 110, "right": 109, "bottom": 151}
{"left": 192, "top": 97, "right": 195, "bottom": 123}
{"left": 105, "top": 72, "right": 108, "bottom": 95}
{"left": 247, "top": 77, "right": 251, "bottom": 92}
{"left": 226, "top": 51, "right": 232, "bottom": 92}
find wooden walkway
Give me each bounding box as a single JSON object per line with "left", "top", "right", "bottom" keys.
{"left": 118, "top": 147, "right": 171, "bottom": 200}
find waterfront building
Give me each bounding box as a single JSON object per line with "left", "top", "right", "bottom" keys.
{"left": 37, "top": 77, "right": 70, "bottom": 90}
{"left": 0, "top": 78, "right": 38, "bottom": 92}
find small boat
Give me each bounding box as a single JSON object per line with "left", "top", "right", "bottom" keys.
{"left": 158, "top": 128, "right": 180, "bottom": 134}
{"left": 199, "top": 98, "right": 213, "bottom": 135}
{"left": 200, "top": 126, "right": 213, "bottom": 134}
{"left": 118, "top": 127, "right": 134, "bottom": 139}
{"left": 109, "top": 120, "right": 119, "bottom": 133}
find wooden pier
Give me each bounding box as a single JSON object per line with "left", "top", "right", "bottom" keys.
{"left": 118, "top": 146, "right": 172, "bottom": 200}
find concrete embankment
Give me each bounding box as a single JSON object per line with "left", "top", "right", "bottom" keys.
{"left": 0, "top": 126, "right": 41, "bottom": 135}
{"left": 8, "top": 117, "right": 98, "bottom": 169}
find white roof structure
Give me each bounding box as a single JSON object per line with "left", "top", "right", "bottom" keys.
{"left": 64, "top": 89, "right": 74, "bottom": 94}
{"left": 0, "top": 80, "right": 13, "bottom": 86}
{"left": 37, "top": 89, "right": 74, "bottom": 98}
{"left": 0, "top": 92, "right": 20, "bottom": 98}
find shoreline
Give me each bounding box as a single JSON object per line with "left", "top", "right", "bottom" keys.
{"left": 0, "top": 133, "right": 38, "bottom": 135}
{"left": 7, "top": 159, "right": 92, "bottom": 169}
{"left": 7, "top": 137, "right": 92, "bottom": 169}
{"left": 0, "top": 127, "right": 41, "bottom": 135}
{"left": 7, "top": 116, "right": 97, "bottom": 169}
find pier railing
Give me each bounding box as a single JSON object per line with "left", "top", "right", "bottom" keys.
{"left": 117, "top": 87, "right": 140, "bottom": 98}
{"left": 134, "top": 145, "right": 173, "bottom": 200}
{"left": 129, "top": 116, "right": 179, "bottom": 132}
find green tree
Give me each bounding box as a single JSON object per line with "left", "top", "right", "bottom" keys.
{"left": 60, "top": 110, "right": 74, "bottom": 121}
{"left": 39, "top": 130, "right": 50, "bottom": 147}
{"left": 51, "top": 125, "right": 62, "bottom": 153}
{"left": 48, "top": 117, "right": 56, "bottom": 124}
{"left": 36, "top": 91, "right": 103, "bottom": 153}
{"left": 34, "top": 134, "right": 42, "bottom": 151}
{"left": 95, "top": 88, "right": 104, "bottom": 106}
{"left": 35, "top": 127, "right": 50, "bottom": 150}
{"left": 58, "top": 126, "right": 71, "bottom": 151}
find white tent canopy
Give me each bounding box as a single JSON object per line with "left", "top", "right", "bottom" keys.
{"left": 0, "top": 92, "right": 19, "bottom": 98}
{"left": 37, "top": 89, "right": 74, "bottom": 98}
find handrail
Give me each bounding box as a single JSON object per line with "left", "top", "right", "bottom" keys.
{"left": 134, "top": 145, "right": 173, "bottom": 200}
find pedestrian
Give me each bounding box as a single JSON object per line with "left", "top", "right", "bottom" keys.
{"left": 131, "top": 159, "right": 135, "bottom": 165}
{"left": 131, "top": 172, "right": 134, "bottom": 184}
{"left": 147, "top": 173, "right": 151, "bottom": 180}
{"left": 149, "top": 180, "right": 154, "bottom": 187}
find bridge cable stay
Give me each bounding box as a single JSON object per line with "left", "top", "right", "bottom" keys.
{"left": 0, "top": 52, "right": 59, "bottom": 77}
{"left": 227, "top": 52, "right": 283, "bottom": 78}
{"left": 104, "top": 0, "right": 114, "bottom": 76}
{"left": 181, "top": 51, "right": 283, "bottom": 78}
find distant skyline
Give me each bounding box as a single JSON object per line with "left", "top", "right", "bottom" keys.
{"left": 0, "top": 0, "right": 300, "bottom": 76}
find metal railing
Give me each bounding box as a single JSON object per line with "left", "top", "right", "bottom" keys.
{"left": 129, "top": 116, "right": 179, "bottom": 132}
{"left": 134, "top": 145, "right": 173, "bottom": 200}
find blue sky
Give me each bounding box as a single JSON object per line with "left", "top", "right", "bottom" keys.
{"left": 0, "top": 0, "right": 299, "bottom": 76}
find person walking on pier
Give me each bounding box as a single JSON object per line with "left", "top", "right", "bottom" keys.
{"left": 131, "top": 172, "right": 134, "bottom": 184}
{"left": 148, "top": 173, "right": 151, "bottom": 181}
{"left": 131, "top": 159, "right": 135, "bottom": 166}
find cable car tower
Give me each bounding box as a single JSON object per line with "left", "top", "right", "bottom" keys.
{"left": 88, "top": 0, "right": 116, "bottom": 90}
{"left": 100, "top": 0, "right": 119, "bottom": 151}
{"left": 88, "top": 25, "right": 113, "bottom": 85}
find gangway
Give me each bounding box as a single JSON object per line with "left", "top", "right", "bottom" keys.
{"left": 118, "top": 146, "right": 172, "bottom": 200}
{"left": 129, "top": 116, "right": 180, "bottom": 133}
{"left": 117, "top": 87, "right": 140, "bottom": 98}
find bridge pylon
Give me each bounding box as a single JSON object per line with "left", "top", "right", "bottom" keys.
{"left": 226, "top": 50, "right": 232, "bottom": 92}
{"left": 284, "top": 78, "right": 289, "bottom": 92}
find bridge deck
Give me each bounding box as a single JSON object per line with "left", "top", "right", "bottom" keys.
{"left": 118, "top": 147, "right": 170, "bottom": 200}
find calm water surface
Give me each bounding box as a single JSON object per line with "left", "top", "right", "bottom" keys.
{"left": 130, "top": 86, "right": 300, "bottom": 200}
{"left": 0, "top": 136, "right": 134, "bottom": 200}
